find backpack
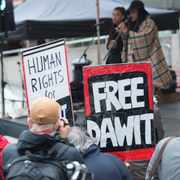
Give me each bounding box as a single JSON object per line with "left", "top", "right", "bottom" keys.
{"left": 5, "top": 142, "right": 69, "bottom": 180}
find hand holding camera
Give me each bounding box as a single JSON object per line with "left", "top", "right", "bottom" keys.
{"left": 57, "top": 117, "right": 71, "bottom": 138}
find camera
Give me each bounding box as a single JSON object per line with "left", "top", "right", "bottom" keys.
{"left": 66, "top": 161, "right": 94, "bottom": 180}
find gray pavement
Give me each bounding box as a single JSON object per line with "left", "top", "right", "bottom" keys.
{"left": 158, "top": 101, "right": 180, "bottom": 137}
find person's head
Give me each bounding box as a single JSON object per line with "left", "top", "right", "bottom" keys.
{"left": 28, "top": 97, "right": 61, "bottom": 132}
{"left": 68, "top": 126, "right": 96, "bottom": 153}
{"left": 112, "top": 7, "right": 126, "bottom": 26}
{"left": 127, "top": 0, "right": 149, "bottom": 31}
{"left": 129, "top": 9, "right": 138, "bottom": 22}
{"left": 109, "top": 7, "right": 126, "bottom": 42}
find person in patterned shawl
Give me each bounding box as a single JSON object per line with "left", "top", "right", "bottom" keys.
{"left": 118, "top": 0, "right": 173, "bottom": 93}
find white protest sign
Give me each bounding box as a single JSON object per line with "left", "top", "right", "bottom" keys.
{"left": 22, "top": 39, "right": 73, "bottom": 123}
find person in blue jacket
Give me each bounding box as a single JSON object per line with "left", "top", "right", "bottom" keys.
{"left": 68, "top": 126, "right": 133, "bottom": 180}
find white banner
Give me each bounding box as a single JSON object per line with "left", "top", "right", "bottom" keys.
{"left": 22, "top": 39, "right": 73, "bottom": 122}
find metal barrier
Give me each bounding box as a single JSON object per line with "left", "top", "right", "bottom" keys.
{"left": 2, "top": 36, "right": 171, "bottom": 61}
{"left": 1, "top": 35, "right": 109, "bottom": 56}
{"left": 161, "top": 43, "right": 172, "bottom": 67}
{"left": 5, "top": 99, "right": 26, "bottom": 109}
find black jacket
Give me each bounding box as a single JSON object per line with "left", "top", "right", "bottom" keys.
{"left": 2, "top": 130, "right": 84, "bottom": 177}
{"left": 81, "top": 144, "right": 133, "bottom": 180}
{"left": 106, "top": 33, "right": 123, "bottom": 64}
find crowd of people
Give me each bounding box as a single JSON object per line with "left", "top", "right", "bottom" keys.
{"left": 0, "top": 0, "right": 177, "bottom": 180}
{"left": 0, "top": 97, "right": 176, "bottom": 180}
{"left": 1, "top": 97, "right": 133, "bottom": 180}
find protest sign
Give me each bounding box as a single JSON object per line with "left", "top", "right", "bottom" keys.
{"left": 83, "top": 63, "right": 155, "bottom": 161}
{"left": 22, "top": 39, "right": 74, "bottom": 124}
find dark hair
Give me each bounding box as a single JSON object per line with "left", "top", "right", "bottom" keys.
{"left": 108, "top": 7, "right": 127, "bottom": 42}
{"left": 128, "top": 9, "right": 148, "bottom": 32}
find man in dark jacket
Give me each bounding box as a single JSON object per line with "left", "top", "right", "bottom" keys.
{"left": 68, "top": 126, "right": 133, "bottom": 180}
{"left": 2, "top": 97, "right": 84, "bottom": 179}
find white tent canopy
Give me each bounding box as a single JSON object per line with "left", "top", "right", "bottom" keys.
{"left": 4, "top": 0, "right": 179, "bottom": 39}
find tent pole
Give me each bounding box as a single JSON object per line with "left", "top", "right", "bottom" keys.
{"left": 26, "top": 40, "right": 30, "bottom": 48}
{"left": 0, "top": 37, "right": 5, "bottom": 116}
{"left": 96, "top": 0, "right": 101, "bottom": 65}
{"left": 178, "top": 29, "right": 180, "bottom": 62}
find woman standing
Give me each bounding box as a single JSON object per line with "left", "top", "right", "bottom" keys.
{"left": 106, "top": 7, "right": 126, "bottom": 64}
{"left": 118, "top": 1, "right": 172, "bottom": 92}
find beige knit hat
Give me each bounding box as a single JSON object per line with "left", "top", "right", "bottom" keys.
{"left": 30, "top": 97, "right": 61, "bottom": 125}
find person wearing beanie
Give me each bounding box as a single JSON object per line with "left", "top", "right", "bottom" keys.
{"left": 2, "top": 97, "right": 85, "bottom": 179}
{"left": 118, "top": 0, "right": 173, "bottom": 94}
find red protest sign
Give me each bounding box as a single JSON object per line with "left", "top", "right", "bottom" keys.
{"left": 83, "top": 62, "right": 155, "bottom": 161}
